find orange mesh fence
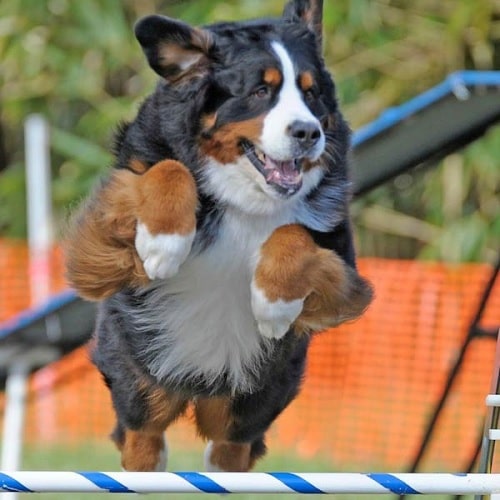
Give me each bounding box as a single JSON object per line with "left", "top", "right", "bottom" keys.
{"left": 1, "top": 242, "right": 499, "bottom": 471}
{"left": 0, "top": 239, "right": 66, "bottom": 320}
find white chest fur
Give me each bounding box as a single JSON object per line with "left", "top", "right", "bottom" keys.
{"left": 133, "top": 208, "right": 295, "bottom": 393}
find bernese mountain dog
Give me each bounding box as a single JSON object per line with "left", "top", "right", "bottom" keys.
{"left": 65, "top": 0, "right": 373, "bottom": 472}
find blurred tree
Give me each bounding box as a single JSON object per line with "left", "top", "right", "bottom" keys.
{"left": 0, "top": 108, "right": 6, "bottom": 172}
{"left": 0, "top": 0, "right": 498, "bottom": 261}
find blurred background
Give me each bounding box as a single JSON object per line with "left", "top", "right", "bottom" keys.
{"left": 0, "top": 0, "right": 498, "bottom": 261}
{"left": 0, "top": 1, "right": 499, "bottom": 499}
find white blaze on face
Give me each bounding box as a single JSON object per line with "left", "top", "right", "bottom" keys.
{"left": 260, "top": 41, "right": 325, "bottom": 161}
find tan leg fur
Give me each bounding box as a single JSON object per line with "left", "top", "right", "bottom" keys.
{"left": 64, "top": 160, "right": 197, "bottom": 301}
{"left": 254, "top": 224, "right": 373, "bottom": 335}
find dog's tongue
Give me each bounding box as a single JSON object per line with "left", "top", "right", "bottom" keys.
{"left": 264, "top": 157, "right": 302, "bottom": 194}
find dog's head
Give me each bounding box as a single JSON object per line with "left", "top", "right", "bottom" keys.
{"left": 135, "top": 0, "right": 349, "bottom": 214}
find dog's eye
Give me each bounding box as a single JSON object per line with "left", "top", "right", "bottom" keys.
{"left": 253, "top": 85, "right": 270, "bottom": 98}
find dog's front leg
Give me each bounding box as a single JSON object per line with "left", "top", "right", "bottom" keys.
{"left": 65, "top": 159, "right": 197, "bottom": 299}
{"left": 251, "top": 224, "right": 373, "bottom": 337}
{"left": 251, "top": 224, "right": 317, "bottom": 339}
{"left": 134, "top": 160, "right": 197, "bottom": 280}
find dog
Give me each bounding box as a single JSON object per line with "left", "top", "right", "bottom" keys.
{"left": 64, "top": 0, "right": 373, "bottom": 472}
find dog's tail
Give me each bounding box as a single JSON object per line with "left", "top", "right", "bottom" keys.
{"left": 64, "top": 170, "right": 149, "bottom": 301}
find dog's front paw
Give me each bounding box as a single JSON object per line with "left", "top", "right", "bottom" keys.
{"left": 135, "top": 221, "right": 195, "bottom": 280}
{"left": 251, "top": 282, "right": 304, "bottom": 339}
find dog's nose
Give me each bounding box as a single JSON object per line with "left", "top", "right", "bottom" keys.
{"left": 287, "top": 120, "right": 322, "bottom": 150}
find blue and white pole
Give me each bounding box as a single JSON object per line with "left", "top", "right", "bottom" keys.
{"left": 1, "top": 472, "right": 500, "bottom": 495}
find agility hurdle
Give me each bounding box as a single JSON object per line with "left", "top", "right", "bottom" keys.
{"left": 1, "top": 472, "right": 500, "bottom": 495}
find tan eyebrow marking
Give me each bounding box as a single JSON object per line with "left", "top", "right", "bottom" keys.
{"left": 299, "top": 71, "right": 314, "bottom": 91}
{"left": 263, "top": 67, "right": 282, "bottom": 87}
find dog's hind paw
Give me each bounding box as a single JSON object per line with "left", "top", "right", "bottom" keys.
{"left": 135, "top": 221, "right": 195, "bottom": 280}
{"left": 251, "top": 282, "right": 303, "bottom": 339}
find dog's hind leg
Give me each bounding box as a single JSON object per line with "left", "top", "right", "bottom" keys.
{"left": 111, "top": 422, "right": 168, "bottom": 472}
{"left": 194, "top": 397, "right": 264, "bottom": 472}
{"left": 194, "top": 335, "right": 308, "bottom": 472}
{"left": 202, "top": 439, "right": 266, "bottom": 472}
{"left": 107, "top": 379, "right": 188, "bottom": 471}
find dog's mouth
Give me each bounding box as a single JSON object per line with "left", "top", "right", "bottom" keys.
{"left": 241, "top": 140, "right": 303, "bottom": 197}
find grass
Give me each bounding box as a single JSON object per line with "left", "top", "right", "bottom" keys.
{"left": 15, "top": 441, "right": 467, "bottom": 500}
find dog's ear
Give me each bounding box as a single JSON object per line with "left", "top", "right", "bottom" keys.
{"left": 134, "top": 15, "right": 213, "bottom": 84}
{"left": 283, "top": 0, "right": 323, "bottom": 49}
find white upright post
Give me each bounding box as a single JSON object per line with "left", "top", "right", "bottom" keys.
{"left": 25, "top": 114, "right": 52, "bottom": 305}
{"left": 1, "top": 364, "right": 29, "bottom": 471}
{"left": 0, "top": 348, "right": 58, "bottom": 500}
{"left": 0, "top": 116, "right": 55, "bottom": 500}
{"left": 23, "top": 114, "right": 57, "bottom": 477}
{"left": 0, "top": 363, "right": 29, "bottom": 500}
{"left": 5, "top": 114, "right": 52, "bottom": 500}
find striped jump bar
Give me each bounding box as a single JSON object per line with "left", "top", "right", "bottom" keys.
{"left": 1, "top": 472, "right": 500, "bottom": 495}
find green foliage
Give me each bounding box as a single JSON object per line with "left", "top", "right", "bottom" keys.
{"left": 0, "top": 161, "right": 26, "bottom": 237}
{"left": 0, "top": 0, "right": 498, "bottom": 261}
{"left": 353, "top": 126, "right": 500, "bottom": 262}
{"left": 0, "top": 0, "right": 151, "bottom": 233}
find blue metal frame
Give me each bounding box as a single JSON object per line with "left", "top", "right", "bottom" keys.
{"left": 352, "top": 70, "right": 500, "bottom": 147}
{"left": 0, "top": 290, "right": 77, "bottom": 340}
